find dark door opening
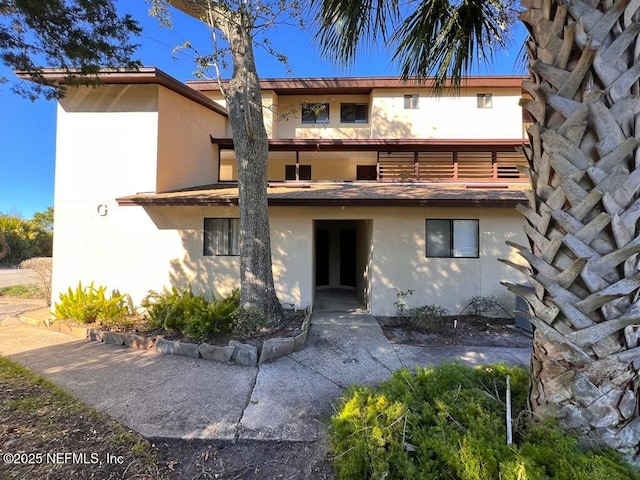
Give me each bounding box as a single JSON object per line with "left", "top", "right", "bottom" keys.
{"left": 340, "top": 228, "right": 356, "bottom": 287}
{"left": 315, "top": 228, "right": 330, "bottom": 286}
{"left": 314, "top": 220, "right": 371, "bottom": 312}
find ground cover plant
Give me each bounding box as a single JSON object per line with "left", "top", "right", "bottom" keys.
{"left": 0, "top": 284, "right": 42, "bottom": 299}
{"left": 329, "top": 362, "right": 640, "bottom": 480}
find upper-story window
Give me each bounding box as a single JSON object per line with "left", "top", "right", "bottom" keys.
{"left": 285, "top": 164, "right": 312, "bottom": 181}
{"left": 477, "top": 93, "right": 493, "bottom": 108}
{"left": 340, "top": 103, "right": 369, "bottom": 123}
{"left": 302, "top": 103, "right": 330, "bottom": 124}
{"left": 404, "top": 94, "right": 419, "bottom": 109}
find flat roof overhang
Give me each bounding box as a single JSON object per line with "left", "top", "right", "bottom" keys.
{"left": 116, "top": 183, "right": 529, "bottom": 208}
{"left": 190, "top": 75, "right": 526, "bottom": 96}
{"left": 19, "top": 67, "right": 229, "bottom": 117}
{"left": 211, "top": 137, "right": 528, "bottom": 152}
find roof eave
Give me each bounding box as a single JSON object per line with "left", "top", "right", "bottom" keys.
{"left": 18, "top": 67, "right": 229, "bottom": 117}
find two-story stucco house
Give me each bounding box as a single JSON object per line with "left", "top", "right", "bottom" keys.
{"left": 42, "top": 68, "right": 529, "bottom": 316}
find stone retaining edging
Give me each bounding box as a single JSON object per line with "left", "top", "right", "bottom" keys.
{"left": 20, "top": 309, "right": 312, "bottom": 367}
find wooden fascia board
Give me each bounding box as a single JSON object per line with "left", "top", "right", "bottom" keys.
{"left": 210, "top": 137, "right": 528, "bottom": 152}
{"left": 20, "top": 67, "right": 228, "bottom": 117}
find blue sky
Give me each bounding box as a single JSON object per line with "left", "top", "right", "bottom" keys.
{"left": 0, "top": 2, "right": 526, "bottom": 219}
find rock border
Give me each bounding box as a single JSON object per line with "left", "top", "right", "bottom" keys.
{"left": 20, "top": 308, "right": 312, "bottom": 367}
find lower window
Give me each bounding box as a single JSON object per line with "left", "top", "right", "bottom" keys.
{"left": 426, "top": 219, "right": 479, "bottom": 258}
{"left": 204, "top": 218, "right": 239, "bottom": 256}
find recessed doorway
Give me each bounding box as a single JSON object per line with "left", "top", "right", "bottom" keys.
{"left": 314, "top": 219, "right": 372, "bottom": 312}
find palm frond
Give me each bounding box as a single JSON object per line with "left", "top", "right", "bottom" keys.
{"left": 392, "top": 0, "right": 515, "bottom": 91}
{"left": 311, "top": 0, "right": 400, "bottom": 65}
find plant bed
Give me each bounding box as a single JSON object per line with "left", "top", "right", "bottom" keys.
{"left": 377, "top": 314, "right": 532, "bottom": 348}
{"left": 85, "top": 310, "right": 311, "bottom": 366}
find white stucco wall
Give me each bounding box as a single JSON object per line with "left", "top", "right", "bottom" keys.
{"left": 157, "top": 87, "right": 226, "bottom": 191}
{"left": 369, "top": 87, "right": 524, "bottom": 139}
{"left": 270, "top": 88, "right": 524, "bottom": 140}
{"left": 51, "top": 83, "right": 228, "bottom": 305}
{"left": 51, "top": 199, "right": 527, "bottom": 316}
{"left": 52, "top": 85, "right": 161, "bottom": 304}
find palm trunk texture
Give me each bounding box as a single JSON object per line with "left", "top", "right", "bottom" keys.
{"left": 503, "top": 0, "right": 640, "bottom": 457}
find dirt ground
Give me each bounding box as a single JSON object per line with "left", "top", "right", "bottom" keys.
{"left": 377, "top": 314, "right": 533, "bottom": 348}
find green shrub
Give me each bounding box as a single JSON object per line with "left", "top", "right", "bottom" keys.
{"left": 53, "top": 282, "right": 131, "bottom": 325}
{"left": 143, "top": 287, "right": 238, "bottom": 339}
{"left": 329, "top": 362, "right": 640, "bottom": 480}
{"left": 404, "top": 304, "right": 450, "bottom": 333}
{"left": 231, "top": 305, "right": 272, "bottom": 337}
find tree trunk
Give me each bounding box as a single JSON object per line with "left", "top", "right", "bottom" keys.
{"left": 223, "top": 10, "right": 284, "bottom": 323}
{"left": 503, "top": 0, "right": 640, "bottom": 458}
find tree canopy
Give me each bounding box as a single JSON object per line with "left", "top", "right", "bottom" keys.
{"left": 0, "top": 0, "right": 141, "bottom": 99}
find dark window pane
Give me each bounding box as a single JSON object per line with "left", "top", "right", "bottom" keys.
{"left": 299, "top": 165, "right": 312, "bottom": 180}
{"left": 340, "top": 103, "right": 368, "bottom": 123}
{"left": 285, "top": 165, "right": 296, "bottom": 180}
{"left": 357, "top": 165, "right": 377, "bottom": 180}
{"left": 355, "top": 104, "right": 368, "bottom": 122}
{"left": 426, "top": 219, "right": 451, "bottom": 257}
{"left": 341, "top": 103, "right": 355, "bottom": 122}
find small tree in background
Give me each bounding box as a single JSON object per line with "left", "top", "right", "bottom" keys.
{"left": 0, "top": 209, "right": 53, "bottom": 264}
{"left": 20, "top": 257, "right": 53, "bottom": 305}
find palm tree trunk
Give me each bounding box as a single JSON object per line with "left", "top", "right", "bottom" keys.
{"left": 503, "top": 0, "right": 640, "bottom": 457}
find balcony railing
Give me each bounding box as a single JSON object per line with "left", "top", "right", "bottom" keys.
{"left": 377, "top": 151, "right": 528, "bottom": 183}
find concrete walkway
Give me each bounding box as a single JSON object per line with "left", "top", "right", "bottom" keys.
{"left": 0, "top": 308, "right": 530, "bottom": 442}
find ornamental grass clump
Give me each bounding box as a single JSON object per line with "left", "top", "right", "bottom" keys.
{"left": 329, "top": 362, "right": 640, "bottom": 480}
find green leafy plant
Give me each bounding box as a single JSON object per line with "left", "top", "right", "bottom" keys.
{"left": 143, "top": 287, "right": 239, "bottom": 339}
{"left": 329, "top": 363, "right": 640, "bottom": 480}
{"left": 53, "top": 282, "right": 131, "bottom": 325}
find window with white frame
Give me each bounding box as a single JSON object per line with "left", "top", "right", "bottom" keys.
{"left": 477, "top": 93, "right": 493, "bottom": 108}
{"left": 204, "top": 218, "right": 239, "bottom": 256}
{"left": 404, "top": 94, "right": 419, "bottom": 109}
{"left": 425, "top": 219, "right": 479, "bottom": 258}
{"left": 301, "top": 103, "right": 330, "bottom": 124}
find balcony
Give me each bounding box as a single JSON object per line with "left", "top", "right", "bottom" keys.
{"left": 214, "top": 138, "right": 529, "bottom": 185}
{"left": 377, "top": 151, "right": 528, "bottom": 183}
